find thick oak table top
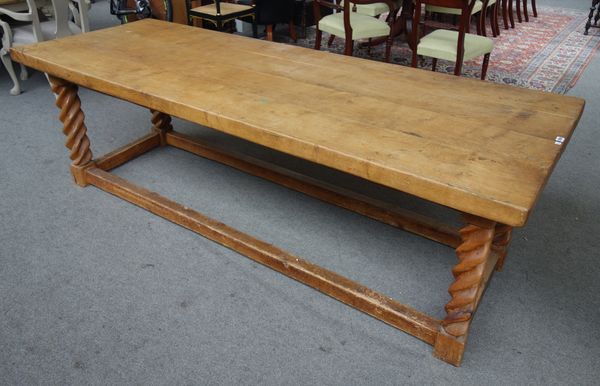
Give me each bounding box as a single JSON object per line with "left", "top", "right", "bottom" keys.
{"left": 11, "top": 19, "right": 584, "bottom": 227}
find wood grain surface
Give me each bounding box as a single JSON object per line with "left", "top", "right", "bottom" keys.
{"left": 11, "top": 19, "right": 584, "bottom": 227}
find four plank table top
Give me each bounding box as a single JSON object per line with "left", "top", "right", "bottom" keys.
{"left": 11, "top": 19, "right": 584, "bottom": 366}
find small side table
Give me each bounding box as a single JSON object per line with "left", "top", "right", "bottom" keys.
{"left": 585, "top": 0, "right": 600, "bottom": 35}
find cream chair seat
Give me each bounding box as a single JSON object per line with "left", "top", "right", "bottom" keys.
{"left": 354, "top": 2, "right": 389, "bottom": 16}
{"left": 417, "top": 29, "right": 493, "bottom": 62}
{"left": 318, "top": 11, "right": 390, "bottom": 40}
{"left": 351, "top": 0, "right": 401, "bottom": 17}
{"left": 426, "top": 0, "right": 485, "bottom": 15}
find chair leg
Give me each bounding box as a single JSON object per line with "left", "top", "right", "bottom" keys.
{"left": 432, "top": 58, "right": 437, "bottom": 72}
{"left": 327, "top": 35, "right": 335, "bottom": 47}
{"left": 384, "top": 36, "right": 392, "bottom": 62}
{"left": 523, "top": 0, "right": 529, "bottom": 22}
{"left": 344, "top": 39, "right": 353, "bottom": 56}
{"left": 411, "top": 51, "right": 419, "bottom": 68}
{"left": 516, "top": 0, "right": 522, "bottom": 23}
{"left": 502, "top": 0, "right": 509, "bottom": 29}
{"left": 481, "top": 53, "right": 490, "bottom": 80}
{"left": 454, "top": 56, "right": 464, "bottom": 76}
{"left": 508, "top": 0, "right": 515, "bottom": 27}
{"left": 252, "top": 18, "right": 258, "bottom": 38}
{"left": 493, "top": 2, "right": 500, "bottom": 36}
{"left": 266, "top": 24, "right": 274, "bottom": 41}
{"left": 531, "top": 0, "right": 537, "bottom": 17}
{"left": 301, "top": 0, "right": 308, "bottom": 39}
{"left": 314, "top": 29, "right": 322, "bottom": 50}
{"left": 1, "top": 53, "right": 21, "bottom": 95}
{"left": 480, "top": 8, "right": 487, "bottom": 37}
{"left": 19, "top": 63, "right": 29, "bottom": 81}
{"left": 289, "top": 19, "right": 297, "bottom": 42}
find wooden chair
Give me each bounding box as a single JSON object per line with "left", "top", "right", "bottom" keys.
{"left": 426, "top": 0, "right": 499, "bottom": 37}
{"left": 186, "top": 0, "right": 257, "bottom": 36}
{"left": 501, "top": 0, "right": 513, "bottom": 29}
{"left": 501, "top": 0, "right": 537, "bottom": 29}
{"left": 0, "top": 0, "right": 89, "bottom": 95}
{"left": 412, "top": 0, "right": 494, "bottom": 79}
{"left": 516, "top": 0, "right": 536, "bottom": 22}
{"left": 313, "top": 0, "right": 398, "bottom": 61}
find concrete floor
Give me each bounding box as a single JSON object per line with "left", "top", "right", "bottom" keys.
{"left": 1, "top": 0, "right": 599, "bottom": 384}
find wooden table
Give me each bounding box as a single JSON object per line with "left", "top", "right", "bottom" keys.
{"left": 11, "top": 19, "right": 584, "bottom": 366}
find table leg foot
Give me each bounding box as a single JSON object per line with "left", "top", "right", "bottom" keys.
{"left": 435, "top": 215, "right": 496, "bottom": 365}
{"left": 48, "top": 75, "right": 95, "bottom": 187}
{"left": 433, "top": 330, "right": 465, "bottom": 366}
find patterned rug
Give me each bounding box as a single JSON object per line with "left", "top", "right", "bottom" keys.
{"left": 275, "top": 6, "right": 600, "bottom": 94}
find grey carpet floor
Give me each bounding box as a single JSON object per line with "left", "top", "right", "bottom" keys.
{"left": 1, "top": 0, "right": 599, "bottom": 384}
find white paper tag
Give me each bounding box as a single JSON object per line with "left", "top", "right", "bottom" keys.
{"left": 554, "top": 136, "right": 565, "bottom": 145}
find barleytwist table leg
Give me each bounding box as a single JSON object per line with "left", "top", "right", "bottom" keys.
{"left": 48, "top": 75, "right": 94, "bottom": 186}
{"left": 493, "top": 224, "right": 513, "bottom": 271}
{"left": 150, "top": 109, "right": 173, "bottom": 145}
{"left": 433, "top": 215, "right": 495, "bottom": 365}
{"left": 442, "top": 219, "right": 495, "bottom": 337}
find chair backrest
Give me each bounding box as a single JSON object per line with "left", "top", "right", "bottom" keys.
{"left": 52, "top": 0, "right": 90, "bottom": 39}
{"left": 70, "top": 0, "right": 91, "bottom": 33}
{"left": 413, "top": 0, "right": 477, "bottom": 62}
{"left": 0, "top": 0, "right": 43, "bottom": 41}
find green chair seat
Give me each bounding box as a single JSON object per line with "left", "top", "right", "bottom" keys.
{"left": 351, "top": 1, "right": 401, "bottom": 17}
{"left": 426, "top": 1, "right": 485, "bottom": 15}
{"left": 353, "top": 2, "right": 390, "bottom": 17}
{"left": 416, "top": 29, "right": 493, "bottom": 62}
{"left": 318, "top": 12, "right": 390, "bottom": 40}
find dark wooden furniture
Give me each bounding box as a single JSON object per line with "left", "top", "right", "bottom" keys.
{"left": 186, "top": 0, "right": 257, "bottom": 35}
{"left": 313, "top": 0, "right": 398, "bottom": 60}
{"left": 294, "top": 0, "right": 333, "bottom": 38}
{"left": 254, "top": 0, "right": 297, "bottom": 41}
{"left": 585, "top": 0, "right": 600, "bottom": 35}
{"left": 425, "top": 0, "right": 500, "bottom": 37}
{"left": 11, "top": 19, "right": 584, "bottom": 366}
{"left": 518, "top": 0, "right": 537, "bottom": 22}
{"left": 502, "top": 0, "right": 537, "bottom": 27}
{"left": 481, "top": 0, "right": 500, "bottom": 37}
{"left": 501, "top": 0, "right": 514, "bottom": 29}
{"left": 294, "top": 0, "right": 313, "bottom": 38}
{"left": 412, "top": 0, "right": 493, "bottom": 79}
{"left": 362, "top": 0, "right": 413, "bottom": 50}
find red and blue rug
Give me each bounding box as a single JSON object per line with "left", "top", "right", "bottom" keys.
{"left": 280, "top": 7, "right": 600, "bottom": 94}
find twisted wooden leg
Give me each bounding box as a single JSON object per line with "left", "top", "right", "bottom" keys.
{"left": 48, "top": 75, "right": 95, "bottom": 186}
{"left": 433, "top": 215, "right": 496, "bottom": 366}
{"left": 150, "top": 109, "right": 173, "bottom": 146}
{"left": 493, "top": 224, "right": 513, "bottom": 271}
